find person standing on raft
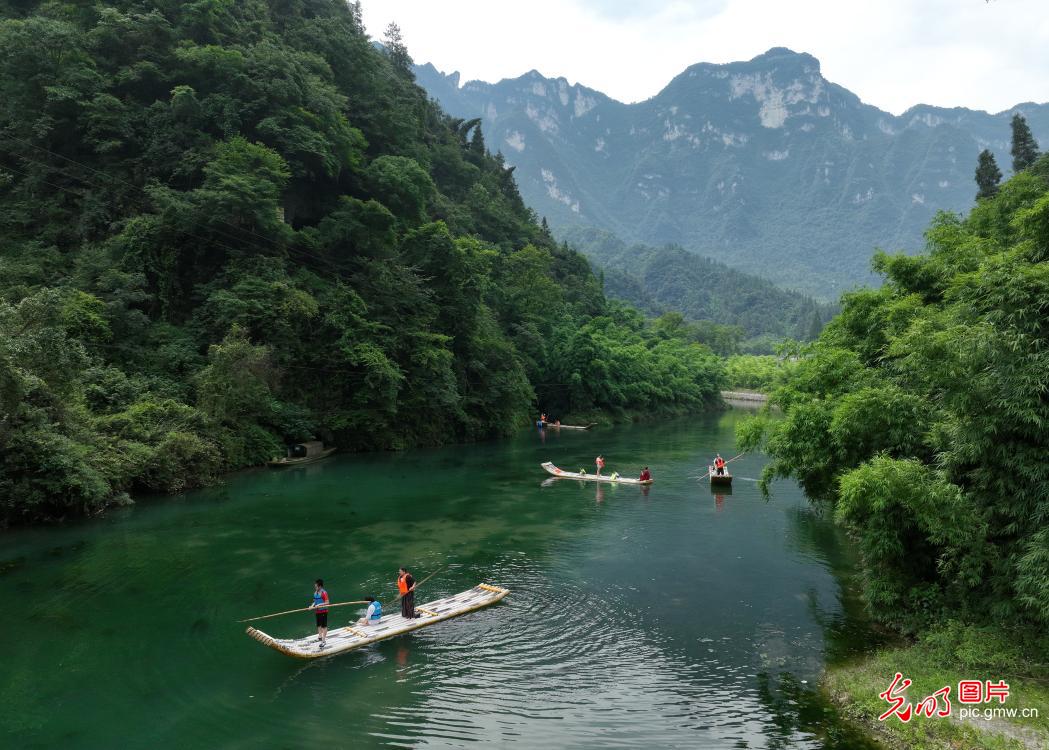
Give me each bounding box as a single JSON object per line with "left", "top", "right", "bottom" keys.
{"left": 310, "top": 578, "right": 330, "bottom": 649}
{"left": 595, "top": 455, "right": 605, "bottom": 476}
{"left": 398, "top": 567, "right": 416, "bottom": 619}
{"left": 713, "top": 454, "right": 726, "bottom": 476}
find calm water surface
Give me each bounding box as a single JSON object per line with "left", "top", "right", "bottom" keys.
{"left": 0, "top": 411, "right": 882, "bottom": 749}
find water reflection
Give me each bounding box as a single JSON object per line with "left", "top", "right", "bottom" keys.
{"left": 743, "top": 501, "right": 893, "bottom": 748}
{"left": 710, "top": 482, "right": 733, "bottom": 511}
{"left": 755, "top": 672, "right": 881, "bottom": 749}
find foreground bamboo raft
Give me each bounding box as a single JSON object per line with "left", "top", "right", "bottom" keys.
{"left": 246, "top": 584, "right": 509, "bottom": 659}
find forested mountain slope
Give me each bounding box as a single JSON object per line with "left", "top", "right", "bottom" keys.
{"left": 565, "top": 227, "right": 832, "bottom": 345}
{"left": 0, "top": 0, "right": 722, "bottom": 525}
{"left": 416, "top": 49, "right": 1049, "bottom": 296}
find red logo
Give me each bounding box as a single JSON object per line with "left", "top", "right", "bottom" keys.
{"left": 879, "top": 674, "right": 1011, "bottom": 722}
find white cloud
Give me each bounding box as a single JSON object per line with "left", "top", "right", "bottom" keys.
{"left": 362, "top": 0, "right": 1049, "bottom": 115}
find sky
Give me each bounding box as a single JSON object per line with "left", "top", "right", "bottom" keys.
{"left": 360, "top": 0, "right": 1049, "bottom": 115}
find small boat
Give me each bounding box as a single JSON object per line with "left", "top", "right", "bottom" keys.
{"left": 541, "top": 461, "right": 654, "bottom": 485}
{"left": 538, "top": 422, "right": 594, "bottom": 431}
{"left": 246, "top": 584, "right": 509, "bottom": 659}
{"left": 268, "top": 440, "right": 336, "bottom": 467}
{"left": 708, "top": 466, "right": 733, "bottom": 485}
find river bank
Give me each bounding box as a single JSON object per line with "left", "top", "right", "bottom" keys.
{"left": 825, "top": 626, "right": 1049, "bottom": 750}
{"left": 2, "top": 398, "right": 725, "bottom": 530}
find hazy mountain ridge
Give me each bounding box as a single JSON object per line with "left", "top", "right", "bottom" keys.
{"left": 565, "top": 226, "right": 831, "bottom": 344}
{"left": 416, "top": 48, "right": 1049, "bottom": 296}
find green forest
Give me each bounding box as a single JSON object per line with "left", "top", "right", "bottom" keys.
{"left": 564, "top": 226, "right": 833, "bottom": 353}
{"left": 0, "top": 0, "right": 724, "bottom": 526}
{"left": 739, "top": 157, "right": 1049, "bottom": 646}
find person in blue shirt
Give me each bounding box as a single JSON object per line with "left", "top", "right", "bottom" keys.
{"left": 310, "top": 578, "right": 329, "bottom": 648}
{"left": 357, "top": 596, "right": 382, "bottom": 626}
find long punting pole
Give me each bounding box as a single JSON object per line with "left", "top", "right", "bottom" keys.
{"left": 239, "top": 600, "right": 371, "bottom": 623}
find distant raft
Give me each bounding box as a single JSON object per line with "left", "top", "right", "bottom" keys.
{"left": 708, "top": 466, "right": 733, "bottom": 485}
{"left": 538, "top": 422, "right": 594, "bottom": 430}
{"left": 246, "top": 584, "right": 509, "bottom": 659}
{"left": 541, "top": 461, "right": 654, "bottom": 485}
{"left": 268, "top": 440, "right": 336, "bottom": 467}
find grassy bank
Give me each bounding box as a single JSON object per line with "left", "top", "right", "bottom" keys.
{"left": 825, "top": 624, "right": 1049, "bottom": 750}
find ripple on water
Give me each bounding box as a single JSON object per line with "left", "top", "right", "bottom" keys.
{"left": 348, "top": 559, "right": 781, "bottom": 747}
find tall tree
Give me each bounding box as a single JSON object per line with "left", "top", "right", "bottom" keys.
{"left": 383, "top": 22, "right": 413, "bottom": 76}
{"left": 806, "top": 308, "right": 823, "bottom": 341}
{"left": 469, "top": 124, "right": 486, "bottom": 158}
{"left": 1010, "top": 113, "right": 1040, "bottom": 172}
{"left": 974, "top": 149, "right": 1002, "bottom": 199}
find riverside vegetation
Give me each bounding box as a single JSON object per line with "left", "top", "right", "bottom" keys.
{"left": 739, "top": 149, "right": 1049, "bottom": 748}
{"left": 0, "top": 0, "right": 724, "bottom": 526}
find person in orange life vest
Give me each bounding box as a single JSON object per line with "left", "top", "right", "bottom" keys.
{"left": 595, "top": 455, "right": 605, "bottom": 476}
{"left": 398, "top": 567, "right": 416, "bottom": 619}
{"left": 714, "top": 454, "right": 726, "bottom": 476}
{"left": 310, "top": 578, "right": 330, "bottom": 649}
{"left": 639, "top": 466, "right": 652, "bottom": 482}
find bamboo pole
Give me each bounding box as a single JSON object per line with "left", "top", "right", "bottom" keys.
{"left": 697, "top": 453, "right": 746, "bottom": 480}
{"left": 239, "top": 600, "right": 370, "bottom": 623}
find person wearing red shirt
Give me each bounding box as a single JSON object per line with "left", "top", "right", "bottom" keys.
{"left": 310, "top": 578, "right": 330, "bottom": 649}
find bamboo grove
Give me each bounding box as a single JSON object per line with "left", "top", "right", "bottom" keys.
{"left": 740, "top": 158, "right": 1049, "bottom": 634}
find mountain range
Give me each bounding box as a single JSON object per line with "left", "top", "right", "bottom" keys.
{"left": 415, "top": 48, "right": 1049, "bottom": 297}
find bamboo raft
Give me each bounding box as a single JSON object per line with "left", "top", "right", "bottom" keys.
{"left": 541, "top": 461, "right": 654, "bottom": 485}
{"left": 538, "top": 422, "right": 594, "bottom": 430}
{"left": 267, "top": 448, "right": 336, "bottom": 467}
{"left": 708, "top": 466, "right": 733, "bottom": 485}
{"left": 246, "top": 584, "right": 509, "bottom": 659}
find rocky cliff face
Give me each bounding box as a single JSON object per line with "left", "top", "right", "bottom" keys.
{"left": 416, "top": 48, "right": 1049, "bottom": 296}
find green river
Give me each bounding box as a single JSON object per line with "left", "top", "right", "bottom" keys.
{"left": 0, "top": 411, "right": 884, "bottom": 749}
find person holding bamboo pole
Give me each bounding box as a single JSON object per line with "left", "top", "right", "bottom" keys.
{"left": 310, "top": 578, "right": 330, "bottom": 649}
{"left": 398, "top": 567, "right": 416, "bottom": 619}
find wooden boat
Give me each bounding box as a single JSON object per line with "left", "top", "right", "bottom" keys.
{"left": 246, "top": 584, "right": 509, "bottom": 659}
{"left": 541, "top": 461, "right": 654, "bottom": 485}
{"left": 708, "top": 466, "right": 733, "bottom": 485}
{"left": 268, "top": 441, "right": 336, "bottom": 467}
{"left": 544, "top": 422, "right": 594, "bottom": 431}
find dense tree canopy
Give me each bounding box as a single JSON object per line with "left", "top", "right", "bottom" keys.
{"left": 739, "top": 157, "right": 1049, "bottom": 633}
{"left": 563, "top": 227, "right": 833, "bottom": 351}
{"left": 0, "top": 0, "right": 722, "bottom": 525}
